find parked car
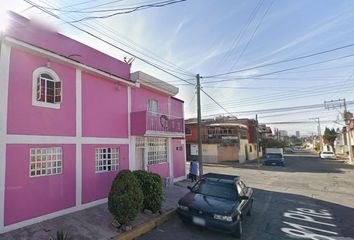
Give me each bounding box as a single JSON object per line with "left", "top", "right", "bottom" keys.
{"left": 264, "top": 153, "right": 285, "bottom": 166}
{"left": 320, "top": 151, "right": 336, "bottom": 159}
{"left": 177, "top": 173, "right": 253, "bottom": 239}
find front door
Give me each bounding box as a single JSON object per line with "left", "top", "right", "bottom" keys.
{"left": 135, "top": 148, "right": 145, "bottom": 170}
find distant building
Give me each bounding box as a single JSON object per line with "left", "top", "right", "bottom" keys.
{"left": 296, "top": 131, "right": 300, "bottom": 138}
{"left": 279, "top": 130, "right": 288, "bottom": 137}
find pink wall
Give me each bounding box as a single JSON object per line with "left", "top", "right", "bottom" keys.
{"left": 82, "top": 72, "right": 128, "bottom": 138}
{"left": 4, "top": 144, "right": 76, "bottom": 225}
{"left": 7, "top": 48, "right": 76, "bottom": 136}
{"left": 7, "top": 12, "right": 131, "bottom": 80}
{"left": 131, "top": 87, "right": 169, "bottom": 114}
{"left": 172, "top": 139, "right": 186, "bottom": 178}
{"left": 81, "top": 144, "right": 129, "bottom": 204}
{"left": 148, "top": 162, "right": 170, "bottom": 178}
{"left": 171, "top": 98, "right": 184, "bottom": 118}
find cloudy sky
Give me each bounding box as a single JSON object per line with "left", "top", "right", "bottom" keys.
{"left": 3, "top": 0, "right": 354, "bottom": 136}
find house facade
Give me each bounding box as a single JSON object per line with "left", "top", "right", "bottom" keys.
{"left": 0, "top": 13, "right": 185, "bottom": 233}
{"left": 185, "top": 118, "right": 261, "bottom": 163}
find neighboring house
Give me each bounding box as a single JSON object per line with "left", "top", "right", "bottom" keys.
{"left": 335, "top": 126, "right": 354, "bottom": 161}
{"left": 0, "top": 13, "right": 185, "bottom": 233}
{"left": 185, "top": 118, "right": 262, "bottom": 163}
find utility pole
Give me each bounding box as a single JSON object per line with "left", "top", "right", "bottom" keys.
{"left": 196, "top": 74, "right": 203, "bottom": 176}
{"left": 324, "top": 98, "right": 353, "bottom": 163}
{"left": 256, "top": 115, "right": 260, "bottom": 167}
{"left": 309, "top": 117, "right": 321, "bottom": 150}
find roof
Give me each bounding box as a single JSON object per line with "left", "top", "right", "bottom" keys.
{"left": 208, "top": 123, "right": 248, "bottom": 129}
{"left": 202, "top": 173, "right": 239, "bottom": 184}
{"left": 5, "top": 11, "right": 131, "bottom": 81}
{"left": 131, "top": 71, "right": 179, "bottom": 96}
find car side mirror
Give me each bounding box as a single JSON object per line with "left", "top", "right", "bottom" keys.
{"left": 240, "top": 195, "right": 249, "bottom": 200}
{"left": 187, "top": 186, "right": 192, "bottom": 191}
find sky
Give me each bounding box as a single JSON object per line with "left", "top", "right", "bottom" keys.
{"left": 2, "top": 0, "right": 354, "bottom": 137}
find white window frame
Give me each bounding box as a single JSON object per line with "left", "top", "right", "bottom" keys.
{"left": 95, "top": 147, "right": 120, "bottom": 173}
{"left": 32, "top": 67, "right": 62, "bottom": 109}
{"left": 29, "top": 147, "right": 63, "bottom": 177}
{"left": 147, "top": 99, "right": 158, "bottom": 113}
{"left": 147, "top": 137, "right": 168, "bottom": 165}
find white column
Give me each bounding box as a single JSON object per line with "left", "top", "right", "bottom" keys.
{"left": 128, "top": 86, "right": 136, "bottom": 170}
{"left": 168, "top": 138, "right": 173, "bottom": 179}
{"left": 0, "top": 42, "right": 11, "bottom": 232}
{"left": 75, "top": 69, "right": 82, "bottom": 206}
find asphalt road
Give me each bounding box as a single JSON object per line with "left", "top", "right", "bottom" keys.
{"left": 138, "top": 152, "right": 354, "bottom": 240}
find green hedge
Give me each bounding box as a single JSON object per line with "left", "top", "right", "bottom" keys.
{"left": 133, "top": 170, "right": 163, "bottom": 213}
{"left": 108, "top": 170, "right": 143, "bottom": 225}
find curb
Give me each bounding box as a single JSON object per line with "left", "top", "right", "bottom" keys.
{"left": 113, "top": 208, "right": 177, "bottom": 240}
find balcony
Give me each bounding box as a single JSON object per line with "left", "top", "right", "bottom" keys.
{"left": 131, "top": 111, "right": 184, "bottom": 136}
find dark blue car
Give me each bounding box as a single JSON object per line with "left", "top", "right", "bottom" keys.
{"left": 264, "top": 153, "right": 285, "bottom": 166}
{"left": 177, "top": 173, "right": 253, "bottom": 239}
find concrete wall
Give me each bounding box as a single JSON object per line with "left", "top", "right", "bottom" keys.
{"left": 202, "top": 144, "right": 218, "bottom": 163}
{"left": 217, "top": 145, "right": 239, "bottom": 162}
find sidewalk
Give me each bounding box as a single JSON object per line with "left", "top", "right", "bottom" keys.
{"left": 0, "top": 182, "right": 190, "bottom": 240}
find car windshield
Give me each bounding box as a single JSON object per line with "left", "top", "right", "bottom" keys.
{"left": 323, "top": 152, "right": 334, "bottom": 154}
{"left": 192, "top": 180, "right": 237, "bottom": 201}
{"left": 267, "top": 153, "right": 282, "bottom": 158}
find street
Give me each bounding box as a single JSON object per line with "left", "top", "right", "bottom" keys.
{"left": 138, "top": 152, "right": 354, "bottom": 240}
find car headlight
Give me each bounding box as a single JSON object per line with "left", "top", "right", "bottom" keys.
{"left": 213, "top": 214, "right": 233, "bottom": 222}
{"left": 178, "top": 204, "right": 189, "bottom": 211}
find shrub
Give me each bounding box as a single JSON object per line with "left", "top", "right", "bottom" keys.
{"left": 133, "top": 170, "right": 163, "bottom": 213}
{"left": 50, "top": 230, "right": 70, "bottom": 240}
{"left": 108, "top": 170, "right": 143, "bottom": 225}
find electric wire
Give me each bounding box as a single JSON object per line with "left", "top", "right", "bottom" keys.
{"left": 23, "top": 0, "right": 195, "bottom": 86}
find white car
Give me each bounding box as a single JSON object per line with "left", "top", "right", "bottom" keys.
{"left": 320, "top": 151, "right": 336, "bottom": 159}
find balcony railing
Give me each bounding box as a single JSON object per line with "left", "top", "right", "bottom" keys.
{"left": 131, "top": 111, "right": 184, "bottom": 136}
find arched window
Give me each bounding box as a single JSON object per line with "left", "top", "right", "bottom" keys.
{"left": 32, "top": 67, "right": 62, "bottom": 109}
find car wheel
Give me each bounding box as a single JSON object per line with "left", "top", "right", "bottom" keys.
{"left": 233, "top": 218, "right": 242, "bottom": 239}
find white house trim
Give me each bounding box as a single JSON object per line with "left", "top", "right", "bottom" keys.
{"left": 0, "top": 41, "right": 11, "bottom": 231}
{"left": 168, "top": 138, "right": 173, "bottom": 180}
{"left": 31, "top": 67, "right": 61, "bottom": 109}
{"left": 5, "top": 135, "right": 130, "bottom": 145}
{"left": 0, "top": 198, "right": 107, "bottom": 234}
{"left": 75, "top": 69, "right": 82, "bottom": 207}
{"left": 4, "top": 37, "right": 139, "bottom": 88}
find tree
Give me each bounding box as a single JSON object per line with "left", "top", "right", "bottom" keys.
{"left": 323, "top": 127, "right": 337, "bottom": 150}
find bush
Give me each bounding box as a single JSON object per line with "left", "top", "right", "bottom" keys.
{"left": 133, "top": 170, "right": 163, "bottom": 213}
{"left": 50, "top": 230, "right": 70, "bottom": 240}
{"left": 108, "top": 170, "right": 143, "bottom": 225}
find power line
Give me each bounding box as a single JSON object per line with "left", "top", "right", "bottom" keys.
{"left": 23, "top": 0, "right": 195, "bottom": 86}
{"left": 204, "top": 42, "right": 354, "bottom": 79}
{"left": 66, "top": 0, "right": 187, "bottom": 22}
{"left": 202, "top": 52, "right": 354, "bottom": 84}
{"left": 200, "top": 88, "right": 237, "bottom": 118}
{"left": 228, "top": 0, "right": 275, "bottom": 71}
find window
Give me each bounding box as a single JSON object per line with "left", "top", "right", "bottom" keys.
{"left": 147, "top": 99, "right": 158, "bottom": 113}
{"left": 32, "top": 67, "right": 62, "bottom": 109}
{"left": 147, "top": 138, "right": 167, "bottom": 165}
{"left": 185, "top": 127, "right": 192, "bottom": 135}
{"left": 249, "top": 145, "right": 253, "bottom": 152}
{"left": 30, "top": 147, "right": 62, "bottom": 177}
{"left": 95, "top": 148, "right": 119, "bottom": 173}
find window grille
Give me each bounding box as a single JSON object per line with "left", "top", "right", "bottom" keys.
{"left": 136, "top": 137, "right": 145, "bottom": 148}
{"left": 30, "top": 147, "right": 62, "bottom": 177}
{"left": 147, "top": 138, "right": 167, "bottom": 165}
{"left": 95, "top": 148, "right": 119, "bottom": 173}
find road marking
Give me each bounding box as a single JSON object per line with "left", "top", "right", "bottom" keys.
{"left": 281, "top": 208, "right": 338, "bottom": 239}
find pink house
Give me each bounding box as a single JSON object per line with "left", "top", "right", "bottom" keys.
{"left": 0, "top": 12, "right": 186, "bottom": 233}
